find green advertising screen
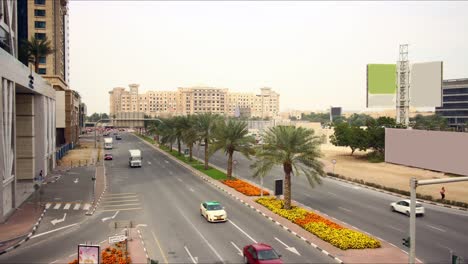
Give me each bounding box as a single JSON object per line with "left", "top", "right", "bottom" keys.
{"left": 367, "top": 64, "right": 396, "bottom": 94}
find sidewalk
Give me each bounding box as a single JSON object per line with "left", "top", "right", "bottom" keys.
{"left": 0, "top": 202, "right": 46, "bottom": 254}
{"left": 142, "top": 138, "right": 419, "bottom": 264}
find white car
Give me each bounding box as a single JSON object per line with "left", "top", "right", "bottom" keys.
{"left": 200, "top": 201, "right": 227, "bottom": 222}
{"left": 390, "top": 199, "right": 425, "bottom": 217}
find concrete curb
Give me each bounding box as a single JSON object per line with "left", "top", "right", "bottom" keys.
{"left": 137, "top": 137, "right": 343, "bottom": 264}
{"left": 137, "top": 229, "right": 149, "bottom": 260}
{"left": 325, "top": 175, "right": 468, "bottom": 212}
{"left": 86, "top": 164, "right": 107, "bottom": 216}
{"left": 0, "top": 207, "right": 47, "bottom": 255}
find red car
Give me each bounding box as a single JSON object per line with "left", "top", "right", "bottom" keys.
{"left": 104, "top": 153, "right": 113, "bottom": 160}
{"left": 243, "top": 243, "right": 283, "bottom": 264}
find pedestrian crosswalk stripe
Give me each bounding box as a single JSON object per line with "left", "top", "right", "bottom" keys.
{"left": 53, "top": 203, "right": 62, "bottom": 210}
{"left": 64, "top": 203, "right": 71, "bottom": 210}
{"left": 73, "top": 204, "right": 80, "bottom": 210}
{"left": 82, "top": 203, "right": 91, "bottom": 211}
{"left": 46, "top": 203, "right": 52, "bottom": 209}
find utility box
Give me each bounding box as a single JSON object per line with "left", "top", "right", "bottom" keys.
{"left": 275, "top": 179, "right": 283, "bottom": 196}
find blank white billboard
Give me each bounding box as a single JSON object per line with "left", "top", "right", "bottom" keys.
{"left": 410, "top": 61, "right": 443, "bottom": 107}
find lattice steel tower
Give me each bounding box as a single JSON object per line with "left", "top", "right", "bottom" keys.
{"left": 396, "top": 44, "right": 410, "bottom": 126}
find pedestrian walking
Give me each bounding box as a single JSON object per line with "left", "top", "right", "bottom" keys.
{"left": 440, "top": 186, "right": 446, "bottom": 200}
{"left": 39, "top": 170, "right": 43, "bottom": 180}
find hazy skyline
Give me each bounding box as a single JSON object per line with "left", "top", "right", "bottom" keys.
{"left": 69, "top": 1, "right": 468, "bottom": 114}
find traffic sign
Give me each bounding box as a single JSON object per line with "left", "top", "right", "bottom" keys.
{"left": 108, "top": 234, "right": 127, "bottom": 244}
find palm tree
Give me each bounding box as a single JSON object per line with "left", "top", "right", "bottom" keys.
{"left": 158, "top": 118, "right": 177, "bottom": 152}
{"left": 195, "top": 113, "right": 222, "bottom": 170}
{"left": 182, "top": 115, "right": 199, "bottom": 161}
{"left": 24, "top": 36, "right": 54, "bottom": 73}
{"left": 210, "top": 119, "right": 255, "bottom": 179}
{"left": 174, "top": 116, "right": 190, "bottom": 155}
{"left": 251, "top": 126, "right": 325, "bottom": 209}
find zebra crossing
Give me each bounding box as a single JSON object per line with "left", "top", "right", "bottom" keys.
{"left": 45, "top": 202, "right": 92, "bottom": 211}
{"left": 98, "top": 192, "right": 142, "bottom": 212}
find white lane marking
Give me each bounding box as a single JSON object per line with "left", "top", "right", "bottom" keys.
{"left": 53, "top": 203, "right": 62, "bottom": 210}
{"left": 274, "top": 237, "right": 301, "bottom": 256}
{"left": 105, "top": 193, "right": 137, "bottom": 196}
{"left": 68, "top": 253, "right": 77, "bottom": 257}
{"left": 177, "top": 178, "right": 182, "bottom": 182}
{"left": 338, "top": 206, "right": 352, "bottom": 213}
{"left": 230, "top": 241, "right": 243, "bottom": 256}
{"left": 102, "top": 210, "right": 120, "bottom": 222}
{"left": 165, "top": 160, "right": 169, "bottom": 164}
{"left": 229, "top": 220, "right": 257, "bottom": 243}
{"left": 102, "top": 196, "right": 138, "bottom": 200}
{"left": 178, "top": 208, "right": 224, "bottom": 262}
{"left": 31, "top": 223, "right": 79, "bottom": 239}
{"left": 426, "top": 224, "right": 446, "bottom": 232}
{"left": 50, "top": 260, "right": 59, "bottom": 264}
{"left": 353, "top": 186, "right": 361, "bottom": 190}
{"left": 46, "top": 203, "right": 52, "bottom": 209}
{"left": 73, "top": 204, "right": 80, "bottom": 210}
{"left": 100, "top": 240, "right": 107, "bottom": 244}
{"left": 148, "top": 161, "right": 152, "bottom": 165}
{"left": 82, "top": 203, "right": 91, "bottom": 210}
{"left": 63, "top": 203, "right": 71, "bottom": 210}
{"left": 189, "top": 187, "right": 195, "bottom": 192}
{"left": 51, "top": 213, "right": 67, "bottom": 226}
{"left": 101, "top": 199, "right": 139, "bottom": 204}
{"left": 184, "top": 246, "right": 198, "bottom": 264}
{"left": 327, "top": 191, "right": 338, "bottom": 197}
{"left": 388, "top": 225, "right": 404, "bottom": 233}
{"left": 73, "top": 178, "right": 78, "bottom": 183}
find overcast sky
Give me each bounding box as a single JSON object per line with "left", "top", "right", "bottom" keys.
{"left": 69, "top": 1, "right": 468, "bottom": 114}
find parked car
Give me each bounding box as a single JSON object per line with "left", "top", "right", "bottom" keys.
{"left": 243, "top": 243, "right": 282, "bottom": 264}
{"left": 200, "top": 201, "right": 227, "bottom": 222}
{"left": 390, "top": 199, "right": 425, "bottom": 216}
{"left": 116, "top": 135, "right": 122, "bottom": 140}
{"left": 104, "top": 153, "right": 113, "bottom": 160}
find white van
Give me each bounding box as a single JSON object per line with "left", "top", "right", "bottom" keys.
{"left": 104, "top": 137, "right": 113, "bottom": 149}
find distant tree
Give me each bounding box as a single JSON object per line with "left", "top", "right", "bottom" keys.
{"left": 347, "top": 113, "right": 373, "bottom": 127}
{"left": 86, "top": 113, "right": 109, "bottom": 122}
{"left": 195, "top": 113, "right": 223, "bottom": 170}
{"left": 302, "top": 112, "right": 331, "bottom": 124}
{"left": 330, "top": 123, "right": 367, "bottom": 155}
{"left": 181, "top": 115, "right": 199, "bottom": 161}
{"left": 410, "top": 114, "right": 447, "bottom": 130}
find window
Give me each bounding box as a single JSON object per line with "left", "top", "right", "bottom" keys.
{"left": 35, "top": 33, "right": 46, "bottom": 40}
{"left": 38, "top": 68, "right": 46, "bottom": 74}
{"left": 34, "top": 0, "right": 46, "bottom": 5}
{"left": 39, "top": 56, "right": 46, "bottom": 64}
{"left": 35, "top": 21, "right": 46, "bottom": 29}
{"left": 34, "top": 9, "right": 46, "bottom": 16}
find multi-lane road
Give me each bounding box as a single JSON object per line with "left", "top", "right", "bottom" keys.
{"left": 0, "top": 133, "right": 333, "bottom": 263}
{"left": 189, "top": 143, "right": 468, "bottom": 263}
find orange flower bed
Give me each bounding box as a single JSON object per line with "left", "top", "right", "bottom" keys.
{"left": 294, "top": 212, "right": 344, "bottom": 229}
{"left": 222, "top": 179, "right": 270, "bottom": 196}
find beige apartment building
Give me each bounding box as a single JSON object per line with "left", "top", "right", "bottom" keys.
{"left": 109, "top": 85, "right": 280, "bottom": 119}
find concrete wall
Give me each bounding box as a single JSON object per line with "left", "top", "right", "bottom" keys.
{"left": 385, "top": 128, "right": 468, "bottom": 176}
{"left": 56, "top": 91, "right": 65, "bottom": 128}
{"left": 16, "top": 94, "right": 35, "bottom": 180}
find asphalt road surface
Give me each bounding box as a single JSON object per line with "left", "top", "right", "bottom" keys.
{"left": 188, "top": 143, "right": 468, "bottom": 264}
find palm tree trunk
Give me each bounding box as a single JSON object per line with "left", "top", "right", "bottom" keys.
{"left": 169, "top": 142, "right": 173, "bottom": 152}
{"left": 204, "top": 138, "right": 209, "bottom": 170}
{"left": 227, "top": 151, "right": 233, "bottom": 179}
{"left": 189, "top": 144, "right": 193, "bottom": 161}
{"left": 177, "top": 138, "right": 181, "bottom": 155}
{"left": 34, "top": 59, "right": 39, "bottom": 73}
{"left": 284, "top": 164, "right": 292, "bottom": 209}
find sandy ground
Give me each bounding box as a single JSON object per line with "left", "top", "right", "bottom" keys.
{"left": 58, "top": 140, "right": 97, "bottom": 167}
{"left": 319, "top": 144, "right": 468, "bottom": 204}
